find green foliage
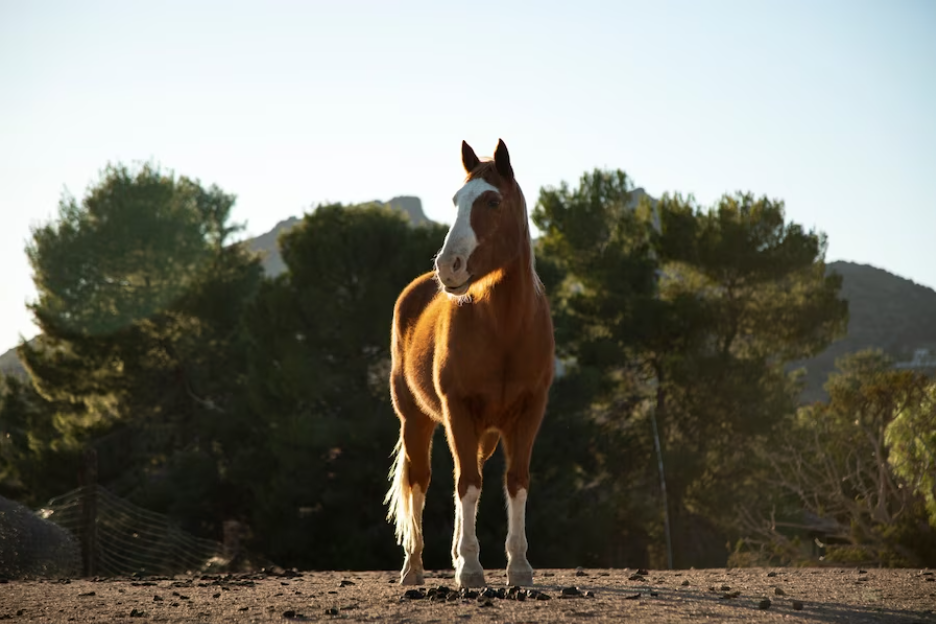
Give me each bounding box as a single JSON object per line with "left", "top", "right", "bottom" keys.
{"left": 27, "top": 164, "right": 234, "bottom": 337}
{"left": 0, "top": 374, "right": 81, "bottom": 505}
{"left": 886, "top": 382, "right": 936, "bottom": 528}
{"left": 657, "top": 192, "right": 848, "bottom": 361}
{"left": 533, "top": 172, "right": 847, "bottom": 567}
{"left": 12, "top": 163, "right": 262, "bottom": 538}
{"left": 241, "top": 203, "right": 448, "bottom": 569}
{"left": 743, "top": 351, "right": 936, "bottom": 566}
{"left": 534, "top": 170, "right": 657, "bottom": 365}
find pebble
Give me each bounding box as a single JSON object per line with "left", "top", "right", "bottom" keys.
{"left": 426, "top": 585, "right": 451, "bottom": 599}
{"left": 758, "top": 598, "right": 772, "bottom": 609}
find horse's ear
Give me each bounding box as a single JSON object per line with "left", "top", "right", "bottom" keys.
{"left": 494, "top": 139, "right": 513, "bottom": 180}
{"left": 462, "top": 141, "right": 480, "bottom": 174}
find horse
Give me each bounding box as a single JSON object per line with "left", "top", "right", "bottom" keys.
{"left": 385, "top": 139, "right": 555, "bottom": 588}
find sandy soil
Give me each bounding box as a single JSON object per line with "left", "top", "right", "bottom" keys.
{"left": 2, "top": 567, "right": 934, "bottom": 623}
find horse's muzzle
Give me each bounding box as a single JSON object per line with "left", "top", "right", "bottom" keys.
{"left": 435, "top": 252, "right": 472, "bottom": 295}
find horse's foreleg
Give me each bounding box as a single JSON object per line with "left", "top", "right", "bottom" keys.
{"left": 450, "top": 489, "right": 462, "bottom": 571}
{"left": 445, "top": 407, "right": 486, "bottom": 588}
{"left": 450, "top": 430, "right": 498, "bottom": 570}
{"left": 502, "top": 394, "right": 547, "bottom": 586}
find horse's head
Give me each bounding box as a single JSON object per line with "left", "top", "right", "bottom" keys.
{"left": 435, "top": 139, "right": 529, "bottom": 297}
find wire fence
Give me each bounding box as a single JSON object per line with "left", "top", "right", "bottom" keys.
{"left": 0, "top": 486, "right": 226, "bottom": 579}
{"left": 38, "top": 485, "right": 226, "bottom": 577}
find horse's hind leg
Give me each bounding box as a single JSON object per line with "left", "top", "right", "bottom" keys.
{"left": 501, "top": 393, "right": 547, "bottom": 586}
{"left": 387, "top": 377, "right": 435, "bottom": 585}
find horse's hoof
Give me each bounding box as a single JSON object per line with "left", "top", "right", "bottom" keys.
{"left": 456, "top": 570, "right": 486, "bottom": 588}
{"left": 507, "top": 562, "right": 534, "bottom": 586}
{"left": 400, "top": 572, "right": 424, "bottom": 585}
{"left": 401, "top": 567, "right": 424, "bottom": 585}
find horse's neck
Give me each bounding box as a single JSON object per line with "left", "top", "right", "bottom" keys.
{"left": 476, "top": 237, "right": 539, "bottom": 331}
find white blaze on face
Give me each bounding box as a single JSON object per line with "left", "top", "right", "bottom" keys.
{"left": 455, "top": 485, "right": 481, "bottom": 563}
{"left": 505, "top": 487, "right": 529, "bottom": 562}
{"left": 436, "top": 178, "right": 499, "bottom": 290}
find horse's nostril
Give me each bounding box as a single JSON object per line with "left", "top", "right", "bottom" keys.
{"left": 452, "top": 256, "right": 462, "bottom": 273}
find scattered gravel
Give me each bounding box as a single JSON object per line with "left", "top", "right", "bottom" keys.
{"left": 1, "top": 568, "right": 934, "bottom": 623}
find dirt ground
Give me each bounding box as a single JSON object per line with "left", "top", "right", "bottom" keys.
{"left": 2, "top": 567, "right": 934, "bottom": 623}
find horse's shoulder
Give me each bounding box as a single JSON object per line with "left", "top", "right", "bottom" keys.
{"left": 394, "top": 272, "right": 440, "bottom": 327}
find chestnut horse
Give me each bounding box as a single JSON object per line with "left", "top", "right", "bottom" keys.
{"left": 385, "top": 139, "right": 554, "bottom": 588}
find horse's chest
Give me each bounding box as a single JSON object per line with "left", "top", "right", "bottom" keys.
{"left": 441, "top": 338, "right": 545, "bottom": 413}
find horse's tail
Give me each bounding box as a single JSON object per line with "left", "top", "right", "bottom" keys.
{"left": 384, "top": 435, "right": 418, "bottom": 553}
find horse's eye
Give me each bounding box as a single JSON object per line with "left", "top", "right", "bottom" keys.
{"left": 487, "top": 198, "right": 501, "bottom": 209}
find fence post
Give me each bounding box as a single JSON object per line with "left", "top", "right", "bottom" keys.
{"left": 223, "top": 520, "right": 242, "bottom": 564}
{"left": 79, "top": 448, "right": 98, "bottom": 577}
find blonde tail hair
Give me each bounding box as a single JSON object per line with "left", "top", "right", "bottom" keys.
{"left": 384, "top": 436, "right": 419, "bottom": 553}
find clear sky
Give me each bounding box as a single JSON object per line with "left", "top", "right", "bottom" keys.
{"left": 1, "top": 0, "right": 934, "bottom": 352}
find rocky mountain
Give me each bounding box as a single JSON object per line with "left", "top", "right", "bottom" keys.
{"left": 0, "top": 346, "right": 25, "bottom": 379}
{"left": 244, "top": 215, "right": 302, "bottom": 276}
{"left": 246, "top": 196, "right": 431, "bottom": 276}
{"left": 796, "top": 261, "right": 936, "bottom": 402}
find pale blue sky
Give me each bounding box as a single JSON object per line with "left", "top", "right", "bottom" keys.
{"left": 1, "top": 0, "right": 934, "bottom": 352}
